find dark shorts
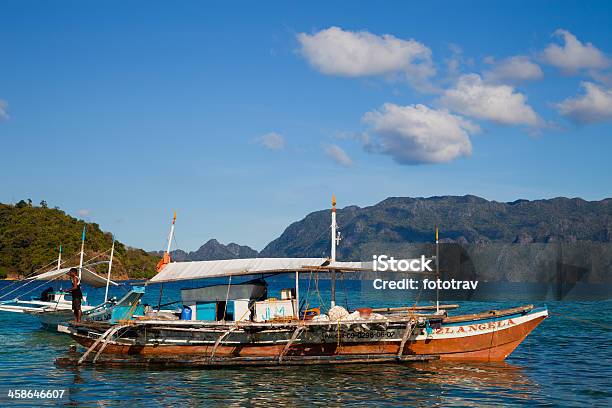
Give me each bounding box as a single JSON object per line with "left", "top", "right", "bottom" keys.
{"left": 72, "top": 297, "right": 81, "bottom": 311}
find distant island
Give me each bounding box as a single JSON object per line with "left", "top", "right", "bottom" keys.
{"left": 1, "top": 196, "right": 610, "bottom": 281}
{"left": 150, "top": 239, "right": 258, "bottom": 262}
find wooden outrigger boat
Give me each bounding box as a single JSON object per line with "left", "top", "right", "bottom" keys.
{"left": 58, "top": 302, "right": 547, "bottom": 366}
{"left": 0, "top": 228, "right": 145, "bottom": 331}
{"left": 57, "top": 197, "right": 548, "bottom": 367}
{"left": 0, "top": 264, "right": 117, "bottom": 330}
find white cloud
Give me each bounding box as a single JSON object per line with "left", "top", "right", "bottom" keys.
{"left": 445, "top": 44, "right": 465, "bottom": 78}
{"left": 77, "top": 209, "right": 91, "bottom": 217}
{"left": 323, "top": 144, "right": 353, "bottom": 167}
{"left": 255, "top": 132, "right": 285, "bottom": 150}
{"left": 297, "top": 27, "right": 435, "bottom": 82}
{"left": 542, "top": 29, "right": 610, "bottom": 72}
{"left": 0, "top": 100, "right": 8, "bottom": 120}
{"left": 484, "top": 56, "right": 543, "bottom": 82}
{"left": 440, "top": 74, "right": 540, "bottom": 126}
{"left": 363, "top": 103, "right": 478, "bottom": 165}
{"left": 557, "top": 82, "right": 612, "bottom": 124}
{"left": 589, "top": 70, "right": 612, "bottom": 86}
{"left": 333, "top": 130, "right": 374, "bottom": 151}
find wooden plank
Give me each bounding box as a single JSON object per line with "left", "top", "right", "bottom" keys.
{"left": 209, "top": 327, "right": 237, "bottom": 361}
{"left": 77, "top": 324, "right": 125, "bottom": 365}
{"left": 92, "top": 325, "right": 127, "bottom": 363}
{"left": 67, "top": 305, "right": 535, "bottom": 332}
{"left": 57, "top": 353, "right": 439, "bottom": 368}
{"left": 396, "top": 321, "right": 414, "bottom": 358}
{"left": 372, "top": 304, "right": 459, "bottom": 313}
{"left": 442, "top": 305, "right": 533, "bottom": 324}
{"left": 278, "top": 326, "right": 305, "bottom": 363}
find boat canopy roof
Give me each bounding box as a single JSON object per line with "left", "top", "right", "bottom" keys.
{"left": 149, "top": 258, "right": 372, "bottom": 284}
{"left": 27, "top": 266, "right": 118, "bottom": 288}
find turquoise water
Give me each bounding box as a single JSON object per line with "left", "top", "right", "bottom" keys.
{"left": 0, "top": 280, "right": 610, "bottom": 407}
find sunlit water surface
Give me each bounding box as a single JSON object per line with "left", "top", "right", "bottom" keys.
{"left": 0, "top": 279, "right": 610, "bottom": 407}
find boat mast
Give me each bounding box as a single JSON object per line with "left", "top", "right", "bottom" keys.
{"left": 78, "top": 226, "right": 86, "bottom": 280}
{"left": 156, "top": 211, "right": 176, "bottom": 310}
{"left": 166, "top": 211, "right": 177, "bottom": 255}
{"left": 435, "top": 226, "right": 439, "bottom": 314}
{"left": 156, "top": 211, "right": 177, "bottom": 272}
{"left": 104, "top": 236, "right": 115, "bottom": 303}
{"left": 295, "top": 270, "right": 299, "bottom": 318}
{"left": 57, "top": 245, "right": 62, "bottom": 270}
{"left": 330, "top": 194, "right": 337, "bottom": 308}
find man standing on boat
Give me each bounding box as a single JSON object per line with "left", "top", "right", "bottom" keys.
{"left": 64, "top": 268, "right": 83, "bottom": 322}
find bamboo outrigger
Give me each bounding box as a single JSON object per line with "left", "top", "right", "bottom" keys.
{"left": 57, "top": 196, "right": 548, "bottom": 367}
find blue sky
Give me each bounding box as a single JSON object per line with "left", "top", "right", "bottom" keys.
{"left": 1, "top": 1, "right": 611, "bottom": 251}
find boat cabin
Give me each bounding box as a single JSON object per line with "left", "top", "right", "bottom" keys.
{"left": 180, "top": 279, "right": 298, "bottom": 322}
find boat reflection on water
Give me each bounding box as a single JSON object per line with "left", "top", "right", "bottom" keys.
{"left": 87, "top": 361, "right": 537, "bottom": 406}
{"left": 408, "top": 361, "right": 538, "bottom": 402}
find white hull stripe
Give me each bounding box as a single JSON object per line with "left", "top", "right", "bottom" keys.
{"left": 416, "top": 309, "right": 548, "bottom": 341}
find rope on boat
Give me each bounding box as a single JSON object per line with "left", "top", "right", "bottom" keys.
{"left": 549, "top": 311, "right": 612, "bottom": 329}
{"left": 0, "top": 256, "right": 73, "bottom": 299}
{"left": 341, "top": 272, "right": 350, "bottom": 310}
{"left": 82, "top": 247, "right": 112, "bottom": 267}
{"left": 222, "top": 276, "right": 232, "bottom": 321}
{"left": 0, "top": 272, "right": 68, "bottom": 303}
{"left": 0, "top": 248, "right": 114, "bottom": 301}
{"left": 313, "top": 273, "right": 328, "bottom": 314}
{"left": 301, "top": 271, "right": 314, "bottom": 320}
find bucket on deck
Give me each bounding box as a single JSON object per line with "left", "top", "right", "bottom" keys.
{"left": 357, "top": 307, "right": 372, "bottom": 319}
{"left": 180, "top": 305, "right": 192, "bottom": 320}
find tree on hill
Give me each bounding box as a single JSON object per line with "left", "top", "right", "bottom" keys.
{"left": 0, "top": 201, "right": 160, "bottom": 279}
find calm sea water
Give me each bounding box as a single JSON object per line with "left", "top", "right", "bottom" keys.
{"left": 0, "top": 278, "right": 610, "bottom": 407}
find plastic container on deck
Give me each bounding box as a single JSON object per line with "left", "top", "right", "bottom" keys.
{"left": 180, "top": 305, "right": 193, "bottom": 320}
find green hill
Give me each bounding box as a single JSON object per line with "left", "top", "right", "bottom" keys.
{"left": 0, "top": 200, "right": 159, "bottom": 279}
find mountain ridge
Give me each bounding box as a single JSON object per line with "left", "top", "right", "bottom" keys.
{"left": 163, "top": 195, "right": 610, "bottom": 263}
{"left": 260, "top": 195, "right": 611, "bottom": 259}
{"left": 151, "top": 239, "right": 258, "bottom": 261}
{"left": 3, "top": 195, "right": 610, "bottom": 279}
